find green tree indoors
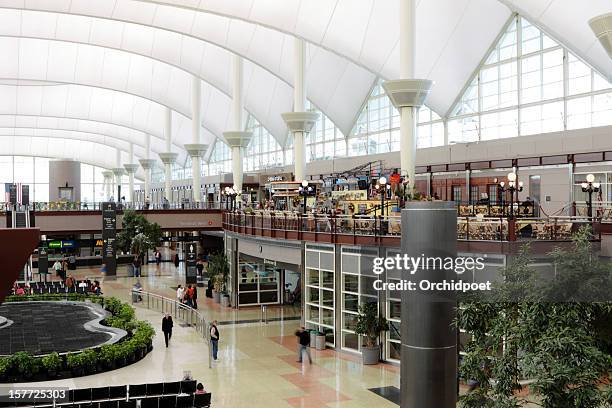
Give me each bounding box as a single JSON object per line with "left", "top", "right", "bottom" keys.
{"left": 116, "top": 209, "right": 162, "bottom": 257}
{"left": 458, "top": 227, "right": 611, "bottom": 408}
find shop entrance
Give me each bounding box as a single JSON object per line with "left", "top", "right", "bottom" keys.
{"left": 237, "top": 255, "right": 300, "bottom": 308}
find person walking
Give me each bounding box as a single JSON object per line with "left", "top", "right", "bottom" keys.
{"left": 185, "top": 285, "right": 194, "bottom": 308}
{"left": 132, "top": 255, "right": 141, "bottom": 277}
{"left": 155, "top": 250, "right": 162, "bottom": 266}
{"left": 161, "top": 314, "right": 173, "bottom": 348}
{"left": 210, "top": 320, "right": 220, "bottom": 361}
{"left": 174, "top": 253, "right": 180, "bottom": 268}
{"left": 295, "top": 327, "right": 312, "bottom": 364}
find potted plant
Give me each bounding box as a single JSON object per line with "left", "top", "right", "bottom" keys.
{"left": 354, "top": 302, "right": 389, "bottom": 365}
{"left": 99, "top": 345, "right": 116, "bottom": 370}
{"left": 66, "top": 353, "right": 84, "bottom": 376}
{"left": 208, "top": 252, "right": 230, "bottom": 306}
{"left": 0, "top": 357, "right": 10, "bottom": 382}
{"left": 12, "top": 352, "right": 37, "bottom": 380}
{"left": 41, "top": 352, "right": 61, "bottom": 378}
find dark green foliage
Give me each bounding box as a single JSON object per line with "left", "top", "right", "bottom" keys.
{"left": 116, "top": 209, "right": 162, "bottom": 255}
{"left": 458, "top": 227, "right": 612, "bottom": 408}
{"left": 0, "top": 294, "right": 155, "bottom": 382}
{"left": 353, "top": 301, "right": 389, "bottom": 348}
{"left": 208, "top": 252, "right": 230, "bottom": 293}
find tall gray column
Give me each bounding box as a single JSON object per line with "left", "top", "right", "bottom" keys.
{"left": 401, "top": 201, "right": 457, "bottom": 408}
{"left": 112, "top": 149, "right": 126, "bottom": 201}
{"left": 124, "top": 142, "right": 139, "bottom": 203}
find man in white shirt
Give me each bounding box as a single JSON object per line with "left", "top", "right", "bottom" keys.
{"left": 210, "top": 320, "right": 220, "bottom": 361}
{"left": 176, "top": 285, "right": 184, "bottom": 303}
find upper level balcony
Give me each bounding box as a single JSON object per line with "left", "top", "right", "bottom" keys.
{"left": 223, "top": 210, "right": 602, "bottom": 254}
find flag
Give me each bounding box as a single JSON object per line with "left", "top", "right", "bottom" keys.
{"left": 16, "top": 183, "right": 22, "bottom": 205}
{"left": 4, "top": 183, "right": 10, "bottom": 203}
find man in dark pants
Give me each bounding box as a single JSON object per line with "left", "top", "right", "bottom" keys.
{"left": 295, "top": 327, "right": 312, "bottom": 364}
{"left": 162, "top": 313, "right": 173, "bottom": 348}
{"left": 210, "top": 320, "right": 220, "bottom": 361}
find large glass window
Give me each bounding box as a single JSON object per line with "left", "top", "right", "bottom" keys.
{"left": 245, "top": 115, "right": 284, "bottom": 171}
{"left": 448, "top": 16, "right": 612, "bottom": 142}
{"left": 207, "top": 140, "right": 231, "bottom": 176}
{"left": 305, "top": 245, "right": 335, "bottom": 346}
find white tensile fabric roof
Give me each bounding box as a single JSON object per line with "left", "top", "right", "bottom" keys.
{"left": 0, "top": 0, "right": 608, "bottom": 166}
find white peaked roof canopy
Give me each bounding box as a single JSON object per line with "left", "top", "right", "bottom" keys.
{"left": 0, "top": 0, "right": 607, "bottom": 164}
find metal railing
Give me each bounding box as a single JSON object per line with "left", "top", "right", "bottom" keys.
{"left": 224, "top": 210, "right": 601, "bottom": 243}
{"left": 1, "top": 201, "right": 223, "bottom": 212}
{"left": 131, "top": 289, "right": 212, "bottom": 369}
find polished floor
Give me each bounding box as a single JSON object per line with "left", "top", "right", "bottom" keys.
{"left": 17, "top": 257, "right": 401, "bottom": 408}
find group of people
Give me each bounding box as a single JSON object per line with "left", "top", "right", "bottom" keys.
{"left": 176, "top": 284, "right": 198, "bottom": 309}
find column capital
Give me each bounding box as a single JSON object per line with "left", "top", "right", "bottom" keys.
{"left": 138, "top": 158, "right": 157, "bottom": 170}
{"left": 281, "top": 112, "right": 319, "bottom": 133}
{"left": 382, "top": 79, "right": 433, "bottom": 109}
{"left": 184, "top": 143, "right": 209, "bottom": 158}
{"left": 223, "top": 131, "right": 253, "bottom": 149}
{"left": 589, "top": 13, "right": 612, "bottom": 58}
{"left": 101, "top": 170, "right": 114, "bottom": 179}
{"left": 112, "top": 168, "right": 126, "bottom": 177}
{"left": 158, "top": 152, "right": 178, "bottom": 165}
{"left": 123, "top": 163, "right": 139, "bottom": 174}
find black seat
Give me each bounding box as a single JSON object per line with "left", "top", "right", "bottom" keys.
{"left": 99, "top": 401, "right": 117, "bottom": 408}
{"left": 117, "top": 400, "right": 136, "bottom": 408}
{"left": 91, "top": 387, "right": 110, "bottom": 401}
{"left": 73, "top": 389, "right": 92, "bottom": 403}
{"left": 193, "top": 393, "right": 211, "bottom": 408}
{"left": 145, "top": 383, "right": 163, "bottom": 397}
{"left": 109, "top": 386, "right": 127, "bottom": 400}
{"left": 138, "top": 398, "right": 158, "bottom": 408}
{"left": 128, "top": 384, "right": 146, "bottom": 398}
{"left": 157, "top": 396, "right": 175, "bottom": 408}
{"left": 179, "top": 380, "right": 196, "bottom": 394}
{"left": 175, "top": 395, "right": 193, "bottom": 408}
{"left": 162, "top": 381, "right": 180, "bottom": 395}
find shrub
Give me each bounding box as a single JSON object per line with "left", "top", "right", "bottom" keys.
{"left": 41, "top": 352, "right": 61, "bottom": 373}
{"left": 0, "top": 357, "right": 11, "bottom": 377}
{"left": 99, "top": 345, "right": 116, "bottom": 367}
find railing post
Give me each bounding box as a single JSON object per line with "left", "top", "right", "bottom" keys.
{"left": 508, "top": 218, "right": 517, "bottom": 242}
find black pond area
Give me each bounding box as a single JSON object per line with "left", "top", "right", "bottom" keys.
{"left": 0, "top": 302, "right": 111, "bottom": 355}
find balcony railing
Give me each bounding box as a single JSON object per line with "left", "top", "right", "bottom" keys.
{"left": 223, "top": 210, "right": 600, "bottom": 245}
{"left": 1, "top": 201, "right": 223, "bottom": 212}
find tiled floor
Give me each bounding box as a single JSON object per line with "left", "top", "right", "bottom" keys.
{"left": 17, "top": 261, "right": 400, "bottom": 407}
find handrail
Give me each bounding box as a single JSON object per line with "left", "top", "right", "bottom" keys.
{"left": 130, "top": 289, "right": 212, "bottom": 369}
{"left": 1, "top": 201, "right": 223, "bottom": 212}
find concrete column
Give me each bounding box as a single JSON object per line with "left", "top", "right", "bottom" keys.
{"left": 112, "top": 149, "right": 126, "bottom": 201}
{"left": 382, "top": 0, "right": 432, "bottom": 189}
{"left": 224, "top": 55, "right": 252, "bottom": 200}
{"left": 102, "top": 170, "right": 113, "bottom": 201}
{"left": 124, "top": 143, "right": 139, "bottom": 203}
{"left": 282, "top": 39, "right": 318, "bottom": 182}
{"left": 159, "top": 108, "right": 177, "bottom": 202}
{"left": 188, "top": 77, "right": 204, "bottom": 202}
{"left": 139, "top": 134, "right": 156, "bottom": 201}
{"left": 401, "top": 201, "right": 457, "bottom": 408}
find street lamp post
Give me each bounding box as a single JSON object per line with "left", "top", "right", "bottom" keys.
{"left": 581, "top": 173, "right": 600, "bottom": 221}
{"left": 499, "top": 173, "right": 523, "bottom": 219}
{"left": 375, "top": 176, "right": 388, "bottom": 235}
{"left": 298, "top": 180, "right": 310, "bottom": 215}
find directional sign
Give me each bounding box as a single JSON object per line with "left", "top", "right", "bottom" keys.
{"left": 102, "top": 202, "right": 117, "bottom": 276}
{"left": 185, "top": 242, "right": 197, "bottom": 284}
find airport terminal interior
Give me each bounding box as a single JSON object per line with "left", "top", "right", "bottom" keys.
{"left": 0, "top": 1, "right": 611, "bottom": 407}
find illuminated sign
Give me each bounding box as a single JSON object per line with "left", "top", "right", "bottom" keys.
{"left": 48, "top": 240, "right": 76, "bottom": 249}
{"left": 95, "top": 239, "right": 104, "bottom": 247}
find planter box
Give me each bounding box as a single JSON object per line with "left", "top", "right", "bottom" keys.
{"left": 220, "top": 295, "right": 230, "bottom": 307}
{"left": 212, "top": 291, "right": 221, "bottom": 303}
{"left": 309, "top": 331, "right": 317, "bottom": 348}
{"left": 315, "top": 335, "right": 326, "bottom": 350}
{"left": 361, "top": 345, "right": 380, "bottom": 365}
